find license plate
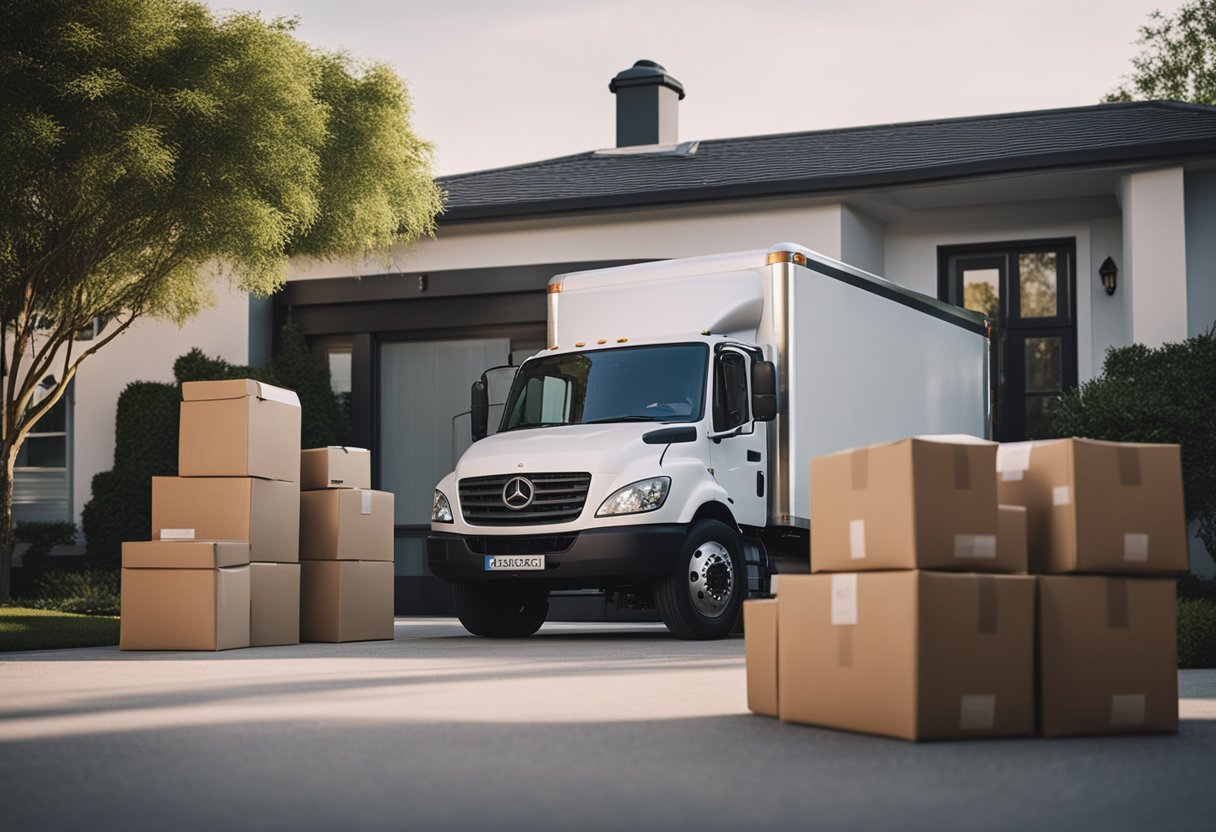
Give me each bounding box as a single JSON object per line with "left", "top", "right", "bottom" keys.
{"left": 484, "top": 555, "right": 545, "bottom": 571}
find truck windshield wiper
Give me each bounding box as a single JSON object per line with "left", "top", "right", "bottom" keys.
{"left": 501, "top": 421, "right": 569, "bottom": 432}
{"left": 580, "top": 415, "right": 659, "bottom": 424}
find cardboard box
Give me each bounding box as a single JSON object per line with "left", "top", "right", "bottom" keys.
{"left": 301, "top": 447, "right": 372, "bottom": 490}
{"left": 122, "top": 540, "right": 249, "bottom": 568}
{"left": 777, "top": 572, "right": 1035, "bottom": 740}
{"left": 996, "top": 439, "right": 1188, "bottom": 574}
{"left": 300, "top": 560, "right": 394, "bottom": 643}
{"left": 811, "top": 436, "right": 1007, "bottom": 572}
{"left": 179, "top": 379, "right": 301, "bottom": 482}
{"left": 121, "top": 564, "right": 250, "bottom": 651}
{"left": 299, "top": 489, "right": 394, "bottom": 561}
{"left": 250, "top": 562, "right": 301, "bottom": 647}
{"left": 151, "top": 476, "right": 300, "bottom": 563}
{"left": 744, "top": 599, "right": 778, "bottom": 717}
{"left": 997, "top": 505, "right": 1028, "bottom": 574}
{"left": 1039, "top": 576, "right": 1178, "bottom": 737}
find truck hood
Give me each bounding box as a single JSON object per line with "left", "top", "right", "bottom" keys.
{"left": 456, "top": 423, "right": 673, "bottom": 478}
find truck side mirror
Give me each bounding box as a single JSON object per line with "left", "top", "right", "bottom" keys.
{"left": 752, "top": 360, "right": 777, "bottom": 421}
{"left": 470, "top": 379, "right": 489, "bottom": 441}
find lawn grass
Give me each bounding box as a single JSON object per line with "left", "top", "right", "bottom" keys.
{"left": 0, "top": 606, "right": 119, "bottom": 652}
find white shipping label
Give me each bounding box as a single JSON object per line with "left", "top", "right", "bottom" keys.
{"left": 954, "top": 534, "right": 997, "bottom": 559}
{"left": 1123, "top": 533, "right": 1150, "bottom": 563}
{"left": 768, "top": 574, "right": 781, "bottom": 597}
{"left": 959, "top": 694, "right": 996, "bottom": 730}
{"left": 831, "top": 574, "right": 858, "bottom": 626}
{"left": 848, "top": 519, "right": 866, "bottom": 560}
{"left": 996, "top": 442, "right": 1033, "bottom": 481}
{"left": 254, "top": 381, "right": 301, "bottom": 408}
{"left": 360, "top": 491, "right": 373, "bottom": 515}
{"left": 1052, "top": 486, "right": 1072, "bottom": 506}
{"left": 159, "top": 528, "right": 195, "bottom": 540}
{"left": 1110, "top": 694, "right": 1147, "bottom": 726}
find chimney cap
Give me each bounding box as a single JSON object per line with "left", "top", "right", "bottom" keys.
{"left": 609, "top": 60, "right": 685, "bottom": 100}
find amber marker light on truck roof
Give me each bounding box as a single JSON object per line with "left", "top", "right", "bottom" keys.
{"left": 575, "top": 341, "right": 585, "bottom": 347}
{"left": 547, "top": 281, "right": 563, "bottom": 293}
{"left": 616, "top": 338, "right": 628, "bottom": 343}
{"left": 597, "top": 339, "right": 607, "bottom": 344}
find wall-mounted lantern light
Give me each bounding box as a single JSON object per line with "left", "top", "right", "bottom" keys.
{"left": 1099, "top": 256, "right": 1118, "bottom": 296}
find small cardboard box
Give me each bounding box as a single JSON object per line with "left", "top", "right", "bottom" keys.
{"left": 299, "top": 489, "right": 394, "bottom": 561}
{"left": 151, "top": 476, "right": 300, "bottom": 563}
{"left": 811, "top": 436, "right": 1007, "bottom": 572}
{"left": 744, "top": 599, "right": 779, "bottom": 717}
{"left": 1039, "top": 576, "right": 1178, "bottom": 737}
{"left": 777, "top": 572, "right": 1035, "bottom": 740}
{"left": 250, "top": 562, "right": 301, "bottom": 647}
{"left": 179, "top": 379, "right": 302, "bottom": 482}
{"left": 122, "top": 540, "right": 250, "bottom": 569}
{"left": 300, "top": 560, "right": 394, "bottom": 643}
{"left": 996, "top": 439, "right": 1188, "bottom": 574}
{"left": 121, "top": 564, "right": 250, "bottom": 651}
{"left": 997, "top": 505, "right": 1028, "bottom": 574}
{"left": 301, "top": 447, "right": 372, "bottom": 491}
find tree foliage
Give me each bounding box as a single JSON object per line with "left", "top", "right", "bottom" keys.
{"left": 0, "top": 0, "right": 441, "bottom": 597}
{"left": 1106, "top": 0, "right": 1216, "bottom": 105}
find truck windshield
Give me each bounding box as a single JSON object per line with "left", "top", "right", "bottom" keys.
{"left": 500, "top": 344, "right": 709, "bottom": 431}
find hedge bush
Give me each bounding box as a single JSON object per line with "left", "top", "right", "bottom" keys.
{"left": 14, "top": 521, "right": 78, "bottom": 579}
{"left": 1178, "top": 598, "right": 1216, "bottom": 669}
{"left": 1053, "top": 326, "right": 1216, "bottom": 568}
{"left": 28, "top": 569, "right": 121, "bottom": 616}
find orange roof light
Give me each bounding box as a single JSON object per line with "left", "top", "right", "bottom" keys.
{"left": 596, "top": 339, "right": 607, "bottom": 345}
{"left": 547, "top": 281, "right": 563, "bottom": 294}
{"left": 575, "top": 341, "right": 586, "bottom": 347}
{"left": 616, "top": 338, "right": 628, "bottom": 343}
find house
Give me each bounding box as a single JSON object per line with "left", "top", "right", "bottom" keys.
{"left": 24, "top": 60, "right": 1216, "bottom": 609}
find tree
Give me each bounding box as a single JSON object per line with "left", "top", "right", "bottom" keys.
{"left": 1105, "top": 0, "right": 1216, "bottom": 105}
{"left": 0, "top": 0, "right": 443, "bottom": 599}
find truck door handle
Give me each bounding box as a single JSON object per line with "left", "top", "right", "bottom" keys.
{"left": 747, "top": 450, "right": 761, "bottom": 462}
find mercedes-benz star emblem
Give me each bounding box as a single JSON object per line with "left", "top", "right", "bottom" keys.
{"left": 502, "top": 476, "right": 535, "bottom": 510}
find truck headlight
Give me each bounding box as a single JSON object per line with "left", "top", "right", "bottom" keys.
{"left": 596, "top": 477, "right": 671, "bottom": 517}
{"left": 432, "top": 490, "right": 454, "bottom": 523}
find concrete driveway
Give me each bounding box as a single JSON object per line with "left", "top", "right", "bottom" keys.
{"left": 2, "top": 618, "right": 1214, "bottom": 831}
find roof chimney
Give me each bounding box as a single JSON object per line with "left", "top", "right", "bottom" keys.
{"left": 609, "top": 60, "right": 685, "bottom": 148}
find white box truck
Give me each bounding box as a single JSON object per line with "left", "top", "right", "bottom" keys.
{"left": 428, "top": 243, "right": 990, "bottom": 639}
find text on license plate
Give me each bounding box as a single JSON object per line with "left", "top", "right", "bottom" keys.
{"left": 484, "top": 555, "right": 545, "bottom": 571}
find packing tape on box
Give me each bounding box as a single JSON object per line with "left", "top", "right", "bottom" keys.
{"left": 361, "top": 491, "right": 373, "bottom": 515}
{"left": 954, "top": 534, "right": 997, "bottom": 560}
{"left": 254, "top": 381, "right": 301, "bottom": 408}
{"left": 848, "top": 519, "right": 866, "bottom": 560}
{"left": 953, "top": 444, "right": 971, "bottom": 489}
{"left": 851, "top": 448, "right": 868, "bottom": 489}
{"left": 996, "top": 442, "right": 1033, "bottom": 482}
{"left": 1110, "top": 693, "right": 1146, "bottom": 726}
{"left": 159, "top": 528, "right": 195, "bottom": 540}
{"left": 1123, "top": 532, "right": 1149, "bottom": 562}
{"left": 1052, "top": 486, "right": 1071, "bottom": 506}
{"left": 831, "top": 574, "right": 858, "bottom": 667}
{"left": 977, "top": 575, "right": 998, "bottom": 634}
{"left": 959, "top": 694, "right": 996, "bottom": 730}
{"left": 1107, "top": 579, "right": 1129, "bottom": 629}
{"left": 837, "top": 626, "right": 853, "bottom": 668}
{"left": 1117, "top": 446, "right": 1142, "bottom": 486}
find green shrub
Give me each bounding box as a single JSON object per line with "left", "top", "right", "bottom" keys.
{"left": 1178, "top": 598, "right": 1216, "bottom": 668}
{"left": 1052, "top": 326, "right": 1216, "bottom": 567}
{"left": 14, "top": 521, "right": 77, "bottom": 578}
{"left": 30, "top": 569, "right": 120, "bottom": 616}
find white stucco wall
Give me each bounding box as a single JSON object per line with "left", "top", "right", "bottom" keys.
{"left": 1121, "top": 168, "right": 1189, "bottom": 348}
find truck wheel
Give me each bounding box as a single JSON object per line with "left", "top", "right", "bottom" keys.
{"left": 451, "top": 583, "right": 549, "bottom": 638}
{"left": 655, "top": 519, "right": 744, "bottom": 640}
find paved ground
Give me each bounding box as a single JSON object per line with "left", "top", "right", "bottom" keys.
{"left": 1, "top": 618, "right": 1214, "bottom": 831}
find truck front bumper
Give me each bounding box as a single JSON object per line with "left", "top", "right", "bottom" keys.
{"left": 427, "top": 524, "right": 686, "bottom": 587}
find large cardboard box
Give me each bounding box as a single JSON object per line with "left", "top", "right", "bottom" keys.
{"left": 744, "top": 599, "right": 779, "bottom": 718}
{"left": 152, "top": 476, "right": 300, "bottom": 563}
{"left": 250, "top": 562, "right": 301, "bottom": 647}
{"left": 1039, "top": 576, "right": 1178, "bottom": 737}
{"left": 299, "top": 489, "right": 394, "bottom": 561}
{"left": 300, "top": 560, "right": 394, "bottom": 643}
{"left": 997, "top": 505, "right": 1028, "bottom": 574}
{"left": 777, "top": 572, "right": 1035, "bottom": 740}
{"left": 121, "top": 564, "right": 250, "bottom": 651}
{"left": 996, "top": 439, "right": 1188, "bottom": 574}
{"left": 811, "top": 436, "right": 1008, "bottom": 572}
{"left": 301, "top": 447, "right": 372, "bottom": 491}
{"left": 179, "top": 379, "right": 301, "bottom": 482}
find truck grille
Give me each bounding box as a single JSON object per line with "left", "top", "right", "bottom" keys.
{"left": 459, "top": 473, "right": 591, "bottom": 526}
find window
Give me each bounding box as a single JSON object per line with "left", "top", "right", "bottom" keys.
{"left": 13, "top": 378, "right": 73, "bottom": 524}
{"left": 326, "top": 346, "right": 353, "bottom": 426}
{"left": 713, "top": 351, "right": 750, "bottom": 432}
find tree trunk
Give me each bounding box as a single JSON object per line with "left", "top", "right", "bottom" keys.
{"left": 0, "top": 448, "right": 15, "bottom": 602}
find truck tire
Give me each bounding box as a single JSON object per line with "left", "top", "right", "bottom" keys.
{"left": 655, "top": 519, "right": 745, "bottom": 640}
{"left": 452, "top": 583, "right": 549, "bottom": 638}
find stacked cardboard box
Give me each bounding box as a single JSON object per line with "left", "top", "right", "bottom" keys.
{"left": 121, "top": 379, "right": 303, "bottom": 651}
{"left": 298, "top": 447, "right": 395, "bottom": 643}
{"left": 747, "top": 436, "right": 1036, "bottom": 740}
{"left": 997, "top": 438, "right": 1187, "bottom": 737}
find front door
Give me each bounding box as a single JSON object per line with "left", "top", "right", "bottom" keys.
{"left": 940, "top": 240, "right": 1077, "bottom": 441}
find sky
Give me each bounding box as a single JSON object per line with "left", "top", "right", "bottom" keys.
{"left": 202, "top": 0, "right": 1181, "bottom": 177}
